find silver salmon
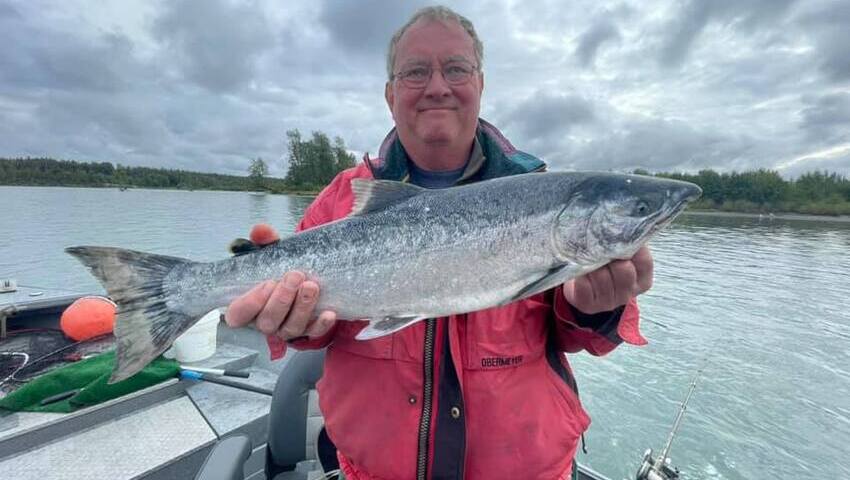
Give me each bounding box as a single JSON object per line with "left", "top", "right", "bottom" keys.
{"left": 67, "top": 172, "right": 700, "bottom": 383}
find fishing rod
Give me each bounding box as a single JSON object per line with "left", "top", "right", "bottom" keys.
{"left": 635, "top": 366, "right": 703, "bottom": 480}
{"left": 657, "top": 367, "right": 701, "bottom": 470}
{"left": 179, "top": 369, "right": 273, "bottom": 396}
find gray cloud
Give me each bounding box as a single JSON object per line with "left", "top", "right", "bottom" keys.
{"left": 0, "top": 16, "right": 140, "bottom": 93}
{"left": 797, "top": 0, "right": 850, "bottom": 81}
{"left": 152, "top": 0, "right": 274, "bottom": 92}
{"left": 39, "top": 91, "right": 165, "bottom": 151}
{"left": 800, "top": 92, "right": 850, "bottom": 143}
{"left": 0, "top": 2, "right": 20, "bottom": 19}
{"left": 779, "top": 148, "right": 850, "bottom": 178}
{"left": 318, "top": 1, "right": 426, "bottom": 56}
{"left": 1, "top": 0, "right": 848, "bottom": 179}
{"left": 503, "top": 91, "right": 596, "bottom": 144}
{"left": 576, "top": 20, "right": 621, "bottom": 67}
{"left": 571, "top": 116, "right": 756, "bottom": 172}
{"left": 659, "top": 0, "right": 798, "bottom": 67}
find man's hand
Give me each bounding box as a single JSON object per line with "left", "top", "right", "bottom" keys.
{"left": 224, "top": 224, "right": 337, "bottom": 341}
{"left": 562, "top": 246, "right": 654, "bottom": 314}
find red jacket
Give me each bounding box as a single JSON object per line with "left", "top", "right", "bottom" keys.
{"left": 267, "top": 122, "right": 646, "bottom": 479}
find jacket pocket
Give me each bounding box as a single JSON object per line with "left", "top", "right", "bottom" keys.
{"left": 464, "top": 298, "right": 549, "bottom": 371}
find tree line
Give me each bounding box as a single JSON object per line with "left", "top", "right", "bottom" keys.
{"left": 0, "top": 129, "right": 356, "bottom": 194}
{"left": 0, "top": 157, "right": 287, "bottom": 191}
{"left": 638, "top": 168, "right": 850, "bottom": 216}
{"left": 2, "top": 141, "right": 848, "bottom": 215}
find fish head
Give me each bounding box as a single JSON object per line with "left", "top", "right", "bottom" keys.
{"left": 553, "top": 173, "right": 702, "bottom": 264}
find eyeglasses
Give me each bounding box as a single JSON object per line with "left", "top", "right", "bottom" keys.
{"left": 392, "top": 61, "right": 479, "bottom": 89}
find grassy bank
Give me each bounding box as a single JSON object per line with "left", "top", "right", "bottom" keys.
{"left": 688, "top": 198, "right": 850, "bottom": 216}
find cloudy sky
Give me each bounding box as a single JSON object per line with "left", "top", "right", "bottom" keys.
{"left": 1, "top": 0, "right": 848, "bottom": 178}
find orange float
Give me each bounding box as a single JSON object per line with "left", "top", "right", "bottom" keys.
{"left": 249, "top": 223, "right": 280, "bottom": 245}
{"left": 60, "top": 296, "right": 117, "bottom": 341}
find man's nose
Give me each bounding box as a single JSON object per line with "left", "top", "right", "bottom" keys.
{"left": 423, "top": 69, "right": 452, "bottom": 97}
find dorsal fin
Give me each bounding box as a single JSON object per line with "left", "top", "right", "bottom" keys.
{"left": 350, "top": 178, "right": 425, "bottom": 215}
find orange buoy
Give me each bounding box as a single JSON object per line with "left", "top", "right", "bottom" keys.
{"left": 60, "top": 296, "right": 117, "bottom": 341}
{"left": 249, "top": 223, "right": 280, "bottom": 246}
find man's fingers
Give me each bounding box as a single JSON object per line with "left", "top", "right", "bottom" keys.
{"left": 225, "top": 281, "right": 274, "bottom": 328}
{"left": 588, "top": 266, "right": 615, "bottom": 309}
{"left": 632, "top": 246, "right": 654, "bottom": 293}
{"left": 276, "top": 280, "right": 320, "bottom": 340}
{"left": 609, "top": 259, "right": 638, "bottom": 298}
{"left": 564, "top": 276, "right": 595, "bottom": 314}
{"left": 255, "top": 272, "right": 303, "bottom": 335}
{"left": 303, "top": 311, "right": 337, "bottom": 338}
{"left": 228, "top": 270, "right": 328, "bottom": 342}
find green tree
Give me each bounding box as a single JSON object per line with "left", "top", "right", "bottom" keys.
{"left": 306, "top": 131, "right": 337, "bottom": 186}
{"left": 334, "top": 136, "right": 356, "bottom": 172}
{"left": 695, "top": 169, "right": 724, "bottom": 204}
{"left": 284, "top": 129, "right": 356, "bottom": 188}
{"left": 249, "top": 157, "right": 269, "bottom": 191}
{"left": 793, "top": 170, "right": 847, "bottom": 201}
{"left": 284, "top": 130, "right": 306, "bottom": 186}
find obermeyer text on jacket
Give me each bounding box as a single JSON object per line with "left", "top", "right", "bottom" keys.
{"left": 481, "top": 356, "right": 524, "bottom": 368}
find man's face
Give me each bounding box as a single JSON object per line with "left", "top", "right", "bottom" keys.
{"left": 385, "top": 19, "right": 484, "bottom": 157}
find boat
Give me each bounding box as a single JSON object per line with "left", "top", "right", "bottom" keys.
{"left": 1, "top": 284, "right": 683, "bottom": 480}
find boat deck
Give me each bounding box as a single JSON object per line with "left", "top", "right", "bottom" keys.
{"left": 0, "top": 287, "right": 613, "bottom": 480}
{"left": 1, "top": 332, "right": 283, "bottom": 479}
{"left": 1, "top": 286, "right": 282, "bottom": 479}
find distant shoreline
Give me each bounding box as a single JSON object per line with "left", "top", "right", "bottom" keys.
{"left": 0, "top": 183, "right": 322, "bottom": 196}
{"left": 685, "top": 209, "right": 850, "bottom": 223}
{"left": 3, "top": 184, "right": 850, "bottom": 221}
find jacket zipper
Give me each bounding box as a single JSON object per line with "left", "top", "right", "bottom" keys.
{"left": 416, "top": 318, "right": 437, "bottom": 480}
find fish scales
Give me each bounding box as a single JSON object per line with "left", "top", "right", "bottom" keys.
{"left": 182, "top": 174, "right": 573, "bottom": 318}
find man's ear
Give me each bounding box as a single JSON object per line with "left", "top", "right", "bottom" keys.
{"left": 478, "top": 71, "right": 485, "bottom": 95}
{"left": 384, "top": 81, "right": 395, "bottom": 118}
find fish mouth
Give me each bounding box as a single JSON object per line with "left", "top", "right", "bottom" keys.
{"left": 634, "top": 185, "right": 701, "bottom": 242}
{"left": 644, "top": 207, "right": 679, "bottom": 237}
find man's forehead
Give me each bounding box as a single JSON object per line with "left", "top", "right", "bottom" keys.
{"left": 394, "top": 19, "right": 476, "bottom": 64}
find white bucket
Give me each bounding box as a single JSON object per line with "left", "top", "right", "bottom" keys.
{"left": 166, "top": 309, "right": 220, "bottom": 363}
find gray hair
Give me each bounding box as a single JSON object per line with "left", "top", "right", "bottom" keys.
{"left": 386, "top": 5, "right": 484, "bottom": 79}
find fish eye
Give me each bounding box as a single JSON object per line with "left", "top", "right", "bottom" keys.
{"left": 632, "top": 200, "right": 650, "bottom": 217}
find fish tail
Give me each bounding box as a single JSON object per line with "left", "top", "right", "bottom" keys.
{"left": 65, "top": 246, "right": 198, "bottom": 384}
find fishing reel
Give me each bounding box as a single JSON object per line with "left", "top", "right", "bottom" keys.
{"left": 635, "top": 448, "right": 680, "bottom": 480}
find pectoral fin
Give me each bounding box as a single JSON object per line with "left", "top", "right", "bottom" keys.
{"left": 507, "top": 264, "right": 577, "bottom": 303}
{"left": 355, "top": 315, "right": 427, "bottom": 340}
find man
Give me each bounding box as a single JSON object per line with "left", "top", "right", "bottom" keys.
{"left": 227, "top": 6, "right": 652, "bottom": 480}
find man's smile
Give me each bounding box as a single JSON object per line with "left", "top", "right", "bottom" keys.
{"left": 418, "top": 107, "right": 457, "bottom": 112}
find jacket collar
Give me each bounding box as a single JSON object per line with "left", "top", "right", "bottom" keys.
{"left": 364, "top": 118, "right": 546, "bottom": 183}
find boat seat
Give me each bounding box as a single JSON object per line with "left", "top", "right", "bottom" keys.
{"left": 267, "top": 348, "right": 335, "bottom": 480}
{"left": 195, "top": 349, "right": 335, "bottom": 480}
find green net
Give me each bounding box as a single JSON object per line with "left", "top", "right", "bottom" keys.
{"left": 0, "top": 351, "right": 179, "bottom": 413}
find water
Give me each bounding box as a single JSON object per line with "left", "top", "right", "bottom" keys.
{"left": 1, "top": 186, "right": 849, "bottom": 479}
{"left": 572, "top": 213, "right": 850, "bottom": 479}
{"left": 0, "top": 186, "right": 314, "bottom": 292}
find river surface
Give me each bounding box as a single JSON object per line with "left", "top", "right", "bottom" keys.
{"left": 1, "top": 186, "right": 848, "bottom": 479}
